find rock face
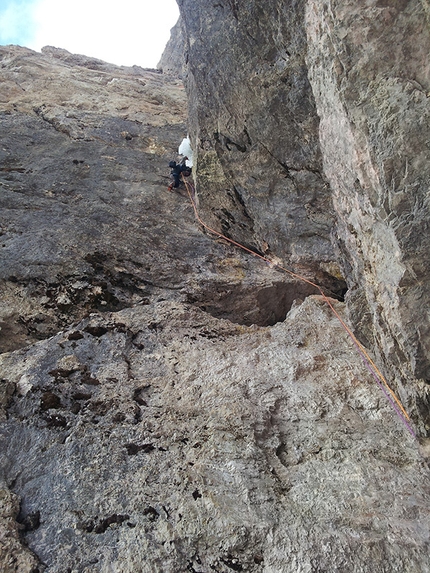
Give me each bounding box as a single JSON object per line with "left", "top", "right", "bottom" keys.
{"left": 0, "top": 7, "right": 430, "bottom": 571}
{"left": 178, "top": 0, "right": 340, "bottom": 286}
{"left": 305, "top": 0, "right": 430, "bottom": 384}
{"left": 1, "top": 298, "right": 429, "bottom": 572}
{"left": 0, "top": 44, "right": 185, "bottom": 352}
{"left": 0, "top": 488, "right": 39, "bottom": 573}
{"left": 175, "top": 0, "right": 430, "bottom": 430}
{"left": 157, "top": 17, "right": 187, "bottom": 78}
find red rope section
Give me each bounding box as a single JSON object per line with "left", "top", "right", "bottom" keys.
{"left": 181, "top": 175, "right": 416, "bottom": 438}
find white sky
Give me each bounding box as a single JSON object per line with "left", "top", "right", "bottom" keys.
{"left": 0, "top": 0, "right": 180, "bottom": 68}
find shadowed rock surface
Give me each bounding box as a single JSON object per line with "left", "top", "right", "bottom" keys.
{"left": 305, "top": 0, "right": 430, "bottom": 383}
{"left": 0, "top": 4, "right": 430, "bottom": 570}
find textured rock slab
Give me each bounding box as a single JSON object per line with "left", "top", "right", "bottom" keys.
{"left": 0, "top": 45, "right": 184, "bottom": 352}
{"left": 1, "top": 29, "right": 429, "bottom": 573}
{"left": 0, "top": 46, "right": 344, "bottom": 391}
{"left": 1, "top": 297, "right": 429, "bottom": 572}
{"left": 0, "top": 45, "right": 186, "bottom": 127}
{"left": 0, "top": 45, "right": 303, "bottom": 354}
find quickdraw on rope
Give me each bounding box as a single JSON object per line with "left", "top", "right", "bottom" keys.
{"left": 181, "top": 175, "right": 416, "bottom": 438}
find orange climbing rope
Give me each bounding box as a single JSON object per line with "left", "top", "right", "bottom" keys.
{"left": 181, "top": 175, "right": 416, "bottom": 438}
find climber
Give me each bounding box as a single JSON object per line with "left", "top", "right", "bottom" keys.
{"left": 179, "top": 156, "right": 192, "bottom": 177}
{"left": 178, "top": 136, "right": 193, "bottom": 168}
{"left": 168, "top": 161, "right": 181, "bottom": 190}
{"left": 168, "top": 160, "right": 190, "bottom": 191}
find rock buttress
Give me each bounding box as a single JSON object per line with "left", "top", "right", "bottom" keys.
{"left": 176, "top": 0, "right": 342, "bottom": 294}
{"left": 305, "top": 0, "right": 430, "bottom": 417}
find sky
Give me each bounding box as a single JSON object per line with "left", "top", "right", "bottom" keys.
{"left": 0, "top": 0, "right": 180, "bottom": 68}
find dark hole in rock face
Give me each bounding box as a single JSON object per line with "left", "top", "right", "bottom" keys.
{"left": 188, "top": 280, "right": 321, "bottom": 326}
{"left": 17, "top": 509, "right": 41, "bottom": 532}
{"left": 0, "top": 316, "right": 38, "bottom": 354}
{"left": 40, "top": 391, "right": 62, "bottom": 411}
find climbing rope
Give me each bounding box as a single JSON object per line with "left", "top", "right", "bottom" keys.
{"left": 181, "top": 175, "right": 416, "bottom": 438}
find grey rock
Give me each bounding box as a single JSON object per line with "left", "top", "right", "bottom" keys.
{"left": 305, "top": 0, "right": 430, "bottom": 386}
{"left": 171, "top": 0, "right": 430, "bottom": 432}
{"left": 1, "top": 298, "right": 429, "bottom": 572}
{"left": 1, "top": 8, "right": 430, "bottom": 570}
{"left": 0, "top": 487, "right": 39, "bottom": 572}
{"left": 0, "top": 45, "right": 298, "bottom": 353}
{"left": 157, "top": 17, "right": 187, "bottom": 78}
{"left": 177, "top": 0, "right": 339, "bottom": 276}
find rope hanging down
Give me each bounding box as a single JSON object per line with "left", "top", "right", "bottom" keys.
{"left": 181, "top": 175, "right": 416, "bottom": 438}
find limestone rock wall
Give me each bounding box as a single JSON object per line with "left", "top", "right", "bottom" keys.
{"left": 174, "top": 0, "right": 430, "bottom": 428}
{"left": 157, "top": 17, "right": 187, "bottom": 78}
{"left": 1, "top": 46, "right": 289, "bottom": 353}
{"left": 1, "top": 10, "right": 430, "bottom": 572}
{"left": 305, "top": 0, "right": 430, "bottom": 385}
{"left": 177, "top": 0, "right": 342, "bottom": 294}
{"left": 1, "top": 298, "right": 429, "bottom": 573}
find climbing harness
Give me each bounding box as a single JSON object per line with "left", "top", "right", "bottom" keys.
{"left": 181, "top": 175, "right": 416, "bottom": 439}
